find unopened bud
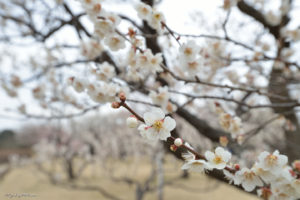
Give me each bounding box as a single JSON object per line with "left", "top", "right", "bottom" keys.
{"left": 293, "top": 160, "right": 300, "bottom": 171}
{"left": 234, "top": 164, "right": 240, "bottom": 171}
{"left": 126, "top": 116, "right": 138, "bottom": 128}
{"left": 174, "top": 138, "right": 183, "bottom": 147}
{"left": 111, "top": 102, "right": 121, "bottom": 109}
{"left": 119, "top": 92, "right": 126, "bottom": 101}
{"left": 219, "top": 136, "right": 229, "bottom": 147}
{"left": 170, "top": 144, "right": 178, "bottom": 152}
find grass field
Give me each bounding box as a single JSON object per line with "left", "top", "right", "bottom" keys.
{"left": 0, "top": 157, "right": 259, "bottom": 200}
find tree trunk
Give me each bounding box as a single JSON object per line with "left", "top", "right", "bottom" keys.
{"left": 268, "top": 68, "right": 300, "bottom": 161}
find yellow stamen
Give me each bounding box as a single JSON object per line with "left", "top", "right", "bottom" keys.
{"left": 153, "top": 120, "right": 163, "bottom": 131}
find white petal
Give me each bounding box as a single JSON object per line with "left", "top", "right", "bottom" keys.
{"left": 258, "top": 151, "right": 269, "bottom": 162}
{"left": 215, "top": 147, "right": 225, "bottom": 155}
{"left": 204, "top": 151, "right": 215, "bottom": 161}
{"left": 158, "top": 130, "right": 170, "bottom": 141}
{"left": 153, "top": 108, "right": 165, "bottom": 119}
{"left": 215, "top": 163, "right": 226, "bottom": 170}
{"left": 278, "top": 155, "right": 288, "bottom": 166}
{"left": 181, "top": 162, "right": 191, "bottom": 170}
{"left": 163, "top": 116, "right": 176, "bottom": 131}
{"left": 146, "top": 128, "right": 158, "bottom": 140}
{"left": 242, "top": 181, "right": 256, "bottom": 192}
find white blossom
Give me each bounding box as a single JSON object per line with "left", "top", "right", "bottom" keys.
{"left": 205, "top": 147, "right": 231, "bottom": 170}
{"left": 135, "top": 2, "right": 152, "bottom": 20}
{"left": 104, "top": 34, "right": 126, "bottom": 51}
{"left": 257, "top": 150, "right": 288, "bottom": 174}
{"left": 235, "top": 167, "right": 263, "bottom": 192}
{"left": 138, "top": 108, "right": 176, "bottom": 141}
{"left": 149, "top": 86, "right": 169, "bottom": 108}
{"left": 179, "top": 41, "right": 200, "bottom": 62}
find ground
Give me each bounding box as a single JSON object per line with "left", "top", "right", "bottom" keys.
{"left": 0, "top": 157, "right": 259, "bottom": 200}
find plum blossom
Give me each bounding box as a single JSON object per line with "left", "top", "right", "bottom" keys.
{"left": 104, "top": 34, "right": 126, "bottom": 51}
{"left": 257, "top": 150, "right": 288, "bottom": 174}
{"left": 138, "top": 108, "right": 176, "bottom": 141}
{"left": 95, "top": 62, "right": 116, "bottom": 81}
{"left": 136, "top": 49, "right": 163, "bottom": 74}
{"left": 94, "top": 19, "right": 114, "bottom": 39}
{"left": 181, "top": 152, "right": 207, "bottom": 173}
{"left": 80, "top": 39, "right": 103, "bottom": 59}
{"left": 205, "top": 147, "right": 231, "bottom": 170}
{"left": 135, "top": 2, "right": 152, "bottom": 20}
{"left": 87, "top": 82, "right": 119, "bottom": 103}
{"left": 179, "top": 41, "right": 200, "bottom": 62}
{"left": 68, "top": 77, "right": 86, "bottom": 93}
{"left": 149, "top": 86, "right": 169, "bottom": 108}
{"left": 234, "top": 167, "right": 263, "bottom": 192}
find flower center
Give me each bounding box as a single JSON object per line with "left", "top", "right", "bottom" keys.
{"left": 213, "top": 156, "right": 223, "bottom": 164}
{"left": 243, "top": 171, "right": 255, "bottom": 180}
{"left": 188, "top": 61, "right": 198, "bottom": 69}
{"left": 184, "top": 48, "right": 193, "bottom": 56}
{"left": 153, "top": 120, "right": 163, "bottom": 131}
{"left": 266, "top": 154, "right": 278, "bottom": 166}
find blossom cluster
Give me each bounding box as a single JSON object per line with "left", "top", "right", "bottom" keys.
{"left": 79, "top": 0, "right": 125, "bottom": 52}
{"left": 135, "top": 2, "right": 166, "bottom": 33}
{"left": 123, "top": 105, "right": 300, "bottom": 199}
{"left": 149, "top": 86, "right": 177, "bottom": 113}
{"left": 215, "top": 103, "right": 244, "bottom": 142}
{"left": 178, "top": 41, "right": 202, "bottom": 77}
{"left": 181, "top": 145, "right": 300, "bottom": 199}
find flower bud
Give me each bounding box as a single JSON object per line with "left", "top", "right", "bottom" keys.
{"left": 119, "top": 92, "right": 126, "bottom": 101}
{"left": 292, "top": 160, "right": 300, "bottom": 171}
{"left": 219, "top": 136, "right": 229, "bottom": 147}
{"left": 170, "top": 144, "right": 178, "bottom": 152}
{"left": 234, "top": 164, "right": 240, "bottom": 171}
{"left": 174, "top": 138, "right": 183, "bottom": 147}
{"left": 111, "top": 102, "right": 121, "bottom": 109}
{"left": 126, "top": 116, "right": 138, "bottom": 128}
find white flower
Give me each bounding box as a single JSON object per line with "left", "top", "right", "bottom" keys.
{"left": 104, "top": 34, "right": 126, "bottom": 51}
{"left": 70, "top": 77, "right": 86, "bottom": 93}
{"left": 94, "top": 19, "right": 114, "bottom": 38}
{"left": 96, "top": 62, "right": 115, "bottom": 81}
{"left": 87, "top": 82, "right": 118, "bottom": 103}
{"left": 127, "top": 116, "right": 138, "bottom": 128}
{"left": 138, "top": 108, "right": 176, "bottom": 141}
{"left": 181, "top": 151, "right": 207, "bottom": 173}
{"left": 135, "top": 2, "right": 152, "bottom": 20}
{"left": 181, "top": 159, "right": 207, "bottom": 173}
{"left": 257, "top": 150, "right": 288, "bottom": 174}
{"left": 253, "top": 163, "right": 277, "bottom": 183}
{"left": 235, "top": 167, "right": 263, "bottom": 192}
{"left": 223, "top": 170, "right": 241, "bottom": 185}
{"left": 149, "top": 10, "right": 165, "bottom": 32}
{"left": 149, "top": 86, "right": 169, "bottom": 108}
{"left": 179, "top": 41, "right": 200, "bottom": 62}
{"left": 136, "top": 49, "right": 163, "bottom": 74}
{"left": 265, "top": 11, "right": 281, "bottom": 26}
{"left": 180, "top": 58, "right": 202, "bottom": 76}
{"left": 257, "top": 187, "right": 272, "bottom": 200}
{"left": 80, "top": 39, "right": 103, "bottom": 59}
{"left": 148, "top": 52, "right": 163, "bottom": 73}
{"left": 205, "top": 147, "right": 231, "bottom": 170}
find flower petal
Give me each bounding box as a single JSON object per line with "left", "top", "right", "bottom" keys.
{"left": 163, "top": 116, "right": 176, "bottom": 131}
